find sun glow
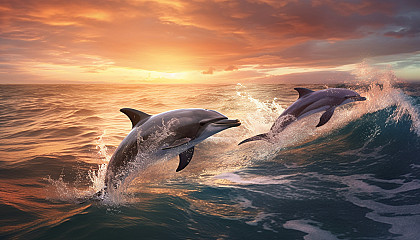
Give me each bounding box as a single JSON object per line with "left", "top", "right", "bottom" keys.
{"left": 23, "top": 60, "right": 199, "bottom": 84}
{"left": 1, "top": 0, "right": 419, "bottom": 84}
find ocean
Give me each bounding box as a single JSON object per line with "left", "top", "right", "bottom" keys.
{"left": 1, "top": 78, "right": 420, "bottom": 239}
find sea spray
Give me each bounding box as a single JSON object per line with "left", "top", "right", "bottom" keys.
{"left": 44, "top": 68, "right": 420, "bottom": 206}
{"left": 3, "top": 82, "right": 419, "bottom": 239}
{"left": 353, "top": 62, "right": 420, "bottom": 136}
{"left": 234, "top": 63, "right": 420, "bottom": 153}
{"left": 235, "top": 83, "right": 284, "bottom": 136}
{"left": 88, "top": 130, "right": 110, "bottom": 193}
{"left": 44, "top": 131, "right": 111, "bottom": 202}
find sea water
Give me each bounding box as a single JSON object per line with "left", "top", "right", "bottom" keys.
{"left": 1, "top": 72, "right": 420, "bottom": 239}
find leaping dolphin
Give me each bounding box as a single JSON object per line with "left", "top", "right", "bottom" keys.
{"left": 103, "top": 108, "right": 241, "bottom": 193}
{"left": 238, "top": 88, "right": 366, "bottom": 145}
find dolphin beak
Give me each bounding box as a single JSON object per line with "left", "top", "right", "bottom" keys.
{"left": 213, "top": 119, "right": 241, "bottom": 127}
{"left": 349, "top": 95, "right": 366, "bottom": 101}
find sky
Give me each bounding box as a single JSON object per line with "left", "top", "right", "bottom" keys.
{"left": 1, "top": 0, "right": 420, "bottom": 84}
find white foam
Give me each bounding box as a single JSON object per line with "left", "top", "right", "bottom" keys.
{"left": 283, "top": 219, "right": 339, "bottom": 240}
{"left": 235, "top": 196, "right": 257, "bottom": 209}
{"left": 366, "top": 214, "right": 420, "bottom": 240}
{"left": 342, "top": 175, "right": 420, "bottom": 240}
{"left": 245, "top": 212, "right": 278, "bottom": 232}
{"left": 300, "top": 172, "right": 420, "bottom": 240}
{"left": 351, "top": 62, "right": 420, "bottom": 136}
{"left": 214, "top": 172, "right": 294, "bottom": 185}
{"left": 235, "top": 83, "right": 285, "bottom": 138}
{"left": 234, "top": 63, "right": 420, "bottom": 156}
{"left": 88, "top": 130, "right": 110, "bottom": 194}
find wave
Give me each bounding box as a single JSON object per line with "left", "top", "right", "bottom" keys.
{"left": 43, "top": 66, "right": 420, "bottom": 206}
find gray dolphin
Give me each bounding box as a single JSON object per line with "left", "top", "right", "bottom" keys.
{"left": 238, "top": 87, "right": 366, "bottom": 145}
{"left": 103, "top": 108, "right": 241, "bottom": 192}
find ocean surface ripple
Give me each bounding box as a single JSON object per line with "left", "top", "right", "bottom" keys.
{"left": 1, "top": 80, "right": 420, "bottom": 239}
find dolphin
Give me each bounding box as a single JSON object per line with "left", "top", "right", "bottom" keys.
{"left": 103, "top": 108, "right": 241, "bottom": 193}
{"left": 238, "top": 87, "right": 366, "bottom": 145}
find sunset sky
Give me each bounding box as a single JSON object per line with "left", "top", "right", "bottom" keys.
{"left": 1, "top": 0, "right": 419, "bottom": 84}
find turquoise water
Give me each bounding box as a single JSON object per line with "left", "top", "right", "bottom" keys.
{"left": 1, "top": 81, "right": 420, "bottom": 239}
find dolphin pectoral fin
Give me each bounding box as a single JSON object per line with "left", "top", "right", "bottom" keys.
{"left": 162, "top": 138, "right": 192, "bottom": 150}
{"left": 176, "top": 147, "right": 194, "bottom": 172}
{"left": 316, "top": 108, "right": 335, "bottom": 127}
{"left": 238, "top": 133, "right": 269, "bottom": 145}
{"left": 294, "top": 88, "right": 314, "bottom": 99}
{"left": 120, "top": 108, "right": 151, "bottom": 128}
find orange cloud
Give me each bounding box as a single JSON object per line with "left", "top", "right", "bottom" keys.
{"left": 1, "top": 0, "right": 420, "bottom": 83}
{"left": 202, "top": 67, "right": 216, "bottom": 75}
{"left": 225, "top": 65, "right": 238, "bottom": 71}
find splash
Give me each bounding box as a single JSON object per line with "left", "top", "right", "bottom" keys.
{"left": 352, "top": 61, "right": 420, "bottom": 136}
{"left": 44, "top": 131, "right": 112, "bottom": 203}
{"left": 44, "top": 174, "right": 86, "bottom": 202}
{"left": 121, "top": 118, "right": 179, "bottom": 185}
{"left": 93, "top": 120, "right": 182, "bottom": 204}
{"left": 235, "top": 83, "right": 285, "bottom": 136}
{"left": 44, "top": 67, "right": 419, "bottom": 204}
{"left": 88, "top": 130, "right": 137, "bottom": 204}
{"left": 235, "top": 62, "right": 420, "bottom": 153}
{"left": 88, "top": 130, "right": 110, "bottom": 193}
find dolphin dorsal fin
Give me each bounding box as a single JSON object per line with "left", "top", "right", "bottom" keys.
{"left": 120, "top": 108, "right": 151, "bottom": 128}
{"left": 294, "top": 88, "right": 314, "bottom": 99}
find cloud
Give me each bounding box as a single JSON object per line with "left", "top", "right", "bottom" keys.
{"left": 0, "top": 0, "right": 419, "bottom": 83}
{"left": 224, "top": 65, "right": 238, "bottom": 71}
{"left": 255, "top": 70, "right": 356, "bottom": 84}
{"left": 202, "top": 67, "right": 216, "bottom": 74}
{"left": 384, "top": 13, "right": 420, "bottom": 38}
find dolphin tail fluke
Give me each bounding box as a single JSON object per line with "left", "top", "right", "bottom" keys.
{"left": 238, "top": 133, "right": 269, "bottom": 145}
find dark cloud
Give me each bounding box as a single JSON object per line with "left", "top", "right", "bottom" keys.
{"left": 255, "top": 70, "right": 356, "bottom": 84}
{"left": 384, "top": 13, "right": 420, "bottom": 38}
{"left": 285, "top": 35, "right": 419, "bottom": 67}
